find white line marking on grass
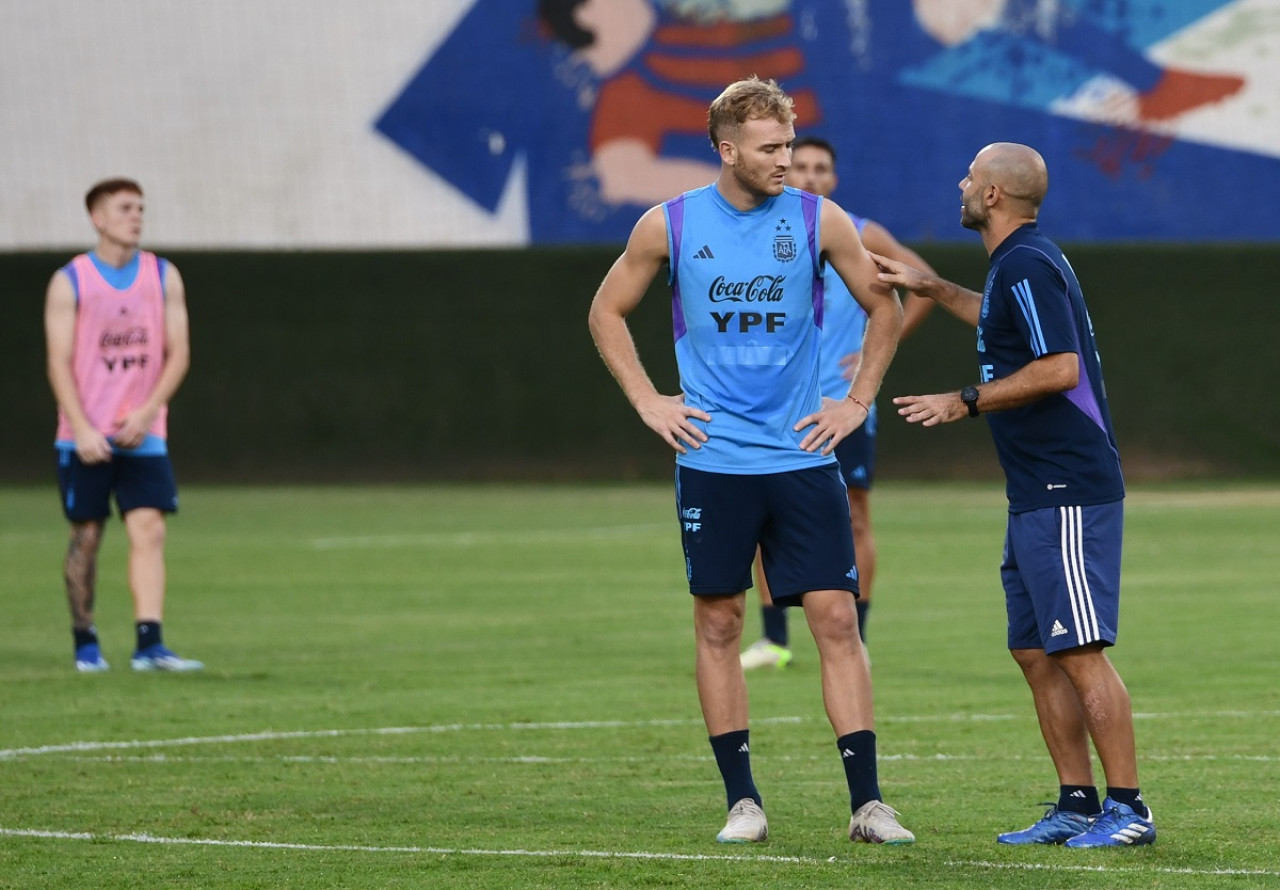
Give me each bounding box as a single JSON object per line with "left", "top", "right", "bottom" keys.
{"left": 0, "top": 717, "right": 801, "bottom": 761}
{"left": 53, "top": 752, "right": 987, "bottom": 766}
{"left": 1132, "top": 710, "right": 1280, "bottom": 720}
{"left": 47, "top": 750, "right": 1280, "bottom": 769}
{"left": 948, "top": 860, "right": 1280, "bottom": 878}
{"left": 0, "top": 827, "right": 814, "bottom": 864}
{"left": 308, "top": 524, "right": 669, "bottom": 550}
{"left": 4, "top": 710, "right": 1275, "bottom": 762}
{"left": 3, "top": 828, "right": 1275, "bottom": 877}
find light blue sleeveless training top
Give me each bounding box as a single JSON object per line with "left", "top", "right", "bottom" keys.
{"left": 664, "top": 184, "right": 835, "bottom": 474}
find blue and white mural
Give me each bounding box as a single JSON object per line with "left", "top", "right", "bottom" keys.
{"left": 377, "top": 0, "right": 1280, "bottom": 242}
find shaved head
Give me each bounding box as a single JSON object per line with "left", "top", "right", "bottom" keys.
{"left": 973, "top": 142, "right": 1048, "bottom": 212}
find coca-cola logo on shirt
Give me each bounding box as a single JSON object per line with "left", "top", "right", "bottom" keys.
{"left": 707, "top": 275, "right": 785, "bottom": 303}
{"left": 99, "top": 327, "right": 148, "bottom": 349}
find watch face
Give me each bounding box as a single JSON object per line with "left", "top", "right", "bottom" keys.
{"left": 961, "top": 386, "right": 978, "bottom": 403}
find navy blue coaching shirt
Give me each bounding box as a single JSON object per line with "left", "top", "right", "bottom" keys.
{"left": 978, "top": 223, "right": 1125, "bottom": 512}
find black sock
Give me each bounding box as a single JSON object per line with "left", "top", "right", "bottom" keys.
{"left": 855, "top": 600, "right": 870, "bottom": 642}
{"left": 1058, "top": 784, "right": 1101, "bottom": 816}
{"left": 1106, "top": 787, "right": 1148, "bottom": 818}
{"left": 136, "top": 621, "right": 162, "bottom": 651}
{"left": 761, "top": 605, "right": 788, "bottom": 647}
{"left": 73, "top": 626, "right": 99, "bottom": 649}
{"left": 709, "top": 730, "right": 760, "bottom": 810}
{"left": 837, "top": 730, "right": 881, "bottom": 812}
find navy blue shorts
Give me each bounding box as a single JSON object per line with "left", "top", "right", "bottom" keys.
{"left": 833, "top": 405, "right": 876, "bottom": 490}
{"left": 56, "top": 449, "right": 179, "bottom": 522}
{"left": 1002, "top": 501, "right": 1123, "bottom": 654}
{"left": 675, "top": 464, "right": 858, "bottom": 607}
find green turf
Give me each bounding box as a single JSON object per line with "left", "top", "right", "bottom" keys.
{"left": 2, "top": 483, "right": 1278, "bottom": 889}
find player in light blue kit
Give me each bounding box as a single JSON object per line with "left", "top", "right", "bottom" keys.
{"left": 876, "top": 142, "right": 1154, "bottom": 849}
{"left": 589, "top": 77, "right": 913, "bottom": 847}
{"left": 741, "top": 136, "right": 937, "bottom": 670}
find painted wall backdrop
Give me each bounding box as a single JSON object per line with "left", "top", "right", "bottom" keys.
{"left": 3, "top": 0, "right": 1277, "bottom": 249}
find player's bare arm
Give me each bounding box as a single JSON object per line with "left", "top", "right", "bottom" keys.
{"left": 870, "top": 251, "right": 983, "bottom": 328}
{"left": 588, "top": 206, "right": 711, "bottom": 454}
{"left": 44, "top": 270, "right": 112, "bottom": 464}
{"left": 795, "top": 201, "right": 902, "bottom": 454}
{"left": 860, "top": 220, "right": 937, "bottom": 339}
{"left": 894, "top": 352, "right": 1079, "bottom": 427}
{"left": 114, "top": 263, "right": 192, "bottom": 448}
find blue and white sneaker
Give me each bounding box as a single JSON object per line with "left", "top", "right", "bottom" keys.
{"left": 75, "top": 643, "right": 110, "bottom": 673}
{"left": 997, "top": 803, "right": 1093, "bottom": 844}
{"left": 131, "top": 644, "right": 204, "bottom": 672}
{"left": 1064, "top": 798, "right": 1155, "bottom": 848}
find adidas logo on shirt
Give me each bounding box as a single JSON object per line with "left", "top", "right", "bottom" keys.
{"left": 1051, "top": 620, "right": 1069, "bottom": 637}
{"left": 694, "top": 245, "right": 715, "bottom": 259}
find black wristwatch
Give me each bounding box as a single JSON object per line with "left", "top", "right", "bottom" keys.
{"left": 960, "top": 385, "right": 981, "bottom": 418}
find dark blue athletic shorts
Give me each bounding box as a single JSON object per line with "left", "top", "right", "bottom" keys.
{"left": 833, "top": 404, "right": 876, "bottom": 490}
{"left": 56, "top": 449, "right": 179, "bottom": 522}
{"left": 675, "top": 463, "right": 859, "bottom": 607}
{"left": 1002, "top": 501, "right": 1123, "bottom": 655}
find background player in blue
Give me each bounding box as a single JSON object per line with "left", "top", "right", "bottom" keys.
{"left": 875, "top": 142, "right": 1155, "bottom": 848}
{"left": 741, "top": 135, "right": 937, "bottom": 671}
{"left": 588, "top": 77, "right": 914, "bottom": 846}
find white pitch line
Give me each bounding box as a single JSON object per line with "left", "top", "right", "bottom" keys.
{"left": 0, "top": 827, "right": 813, "bottom": 864}
{"left": 1, "top": 828, "right": 1275, "bottom": 877}
{"left": 948, "top": 859, "right": 1280, "bottom": 878}
{"left": 49, "top": 751, "right": 985, "bottom": 766}
{"left": 0, "top": 717, "right": 799, "bottom": 761}
{"left": 3, "top": 710, "right": 1276, "bottom": 762}
{"left": 46, "top": 751, "right": 1280, "bottom": 766}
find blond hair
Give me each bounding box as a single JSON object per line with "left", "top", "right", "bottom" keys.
{"left": 708, "top": 77, "right": 795, "bottom": 147}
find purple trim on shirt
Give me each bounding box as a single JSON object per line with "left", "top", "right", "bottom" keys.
{"left": 667, "top": 195, "right": 687, "bottom": 341}
{"left": 813, "top": 273, "right": 826, "bottom": 329}
{"left": 1066, "top": 353, "right": 1107, "bottom": 431}
{"left": 802, "top": 192, "right": 822, "bottom": 324}
{"left": 802, "top": 192, "right": 820, "bottom": 272}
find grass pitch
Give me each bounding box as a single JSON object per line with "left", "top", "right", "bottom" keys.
{"left": 1, "top": 482, "right": 1278, "bottom": 889}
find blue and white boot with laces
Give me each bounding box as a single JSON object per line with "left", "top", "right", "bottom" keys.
{"left": 1064, "top": 797, "right": 1155, "bottom": 848}
{"left": 997, "top": 803, "right": 1093, "bottom": 844}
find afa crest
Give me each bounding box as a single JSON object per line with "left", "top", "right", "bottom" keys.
{"left": 773, "top": 234, "right": 797, "bottom": 263}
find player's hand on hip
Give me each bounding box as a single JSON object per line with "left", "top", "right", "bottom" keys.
{"left": 637, "top": 393, "right": 710, "bottom": 454}
{"left": 796, "top": 396, "right": 865, "bottom": 455}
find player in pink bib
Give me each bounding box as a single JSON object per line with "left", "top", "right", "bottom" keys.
{"left": 44, "top": 178, "right": 202, "bottom": 673}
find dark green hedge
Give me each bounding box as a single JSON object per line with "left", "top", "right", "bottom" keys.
{"left": 4, "top": 244, "right": 1276, "bottom": 483}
